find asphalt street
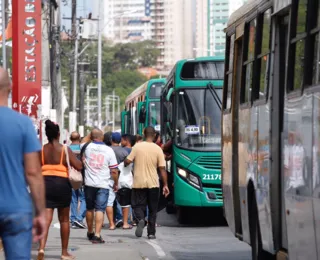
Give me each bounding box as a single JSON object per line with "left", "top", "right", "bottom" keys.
{"left": 0, "top": 210, "right": 251, "bottom": 260}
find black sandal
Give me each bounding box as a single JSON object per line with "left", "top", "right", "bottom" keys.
{"left": 91, "top": 235, "right": 105, "bottom": 244}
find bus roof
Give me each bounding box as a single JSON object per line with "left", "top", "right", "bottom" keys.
{"left": 165, "top": 56, "right": 225, "bottom": 90}
{"left": 125, "top": 78, "right": 166, "bottom": 104}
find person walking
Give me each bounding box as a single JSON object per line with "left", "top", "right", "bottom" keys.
{"left": 110, "top": 133, "right": 132, "bottom": 230}
{"left": 125, "top": 126, "right": 170, "bottom": 239}
{"left": 38, "top": 120, "right": 83, "bottom": 260}
{"left": 69, "top": 131, "right": 86, "bottom": 229}
{"left": 83, "top": 129, "right": 119, "bottom": 243}
{"left": 121, "top": 134, "right": 134, "bottom": 153}
{"left": 0, "top": 68, "right": 46, "bottom": 260}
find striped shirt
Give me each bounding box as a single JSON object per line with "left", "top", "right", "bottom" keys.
{"left": 81, "top": 141, "right": 118, "bottom": 189}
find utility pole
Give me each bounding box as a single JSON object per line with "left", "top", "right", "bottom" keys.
{"left": 4, "top": 0, "right": 8, "bottom": 25}
{"left": 56, "top": 0, "right": 63, "bottom": 128}
{"left": 70, "top": 0, "right": 77, "bottom": 112}
{"left": 50, "top": 1, "right": 62, "bottom": 127}
{"left": 97, "top": 0, "right": 103, "bottom": 129}
{"left": 78, "top": 61, "right": 88, "bottom": 126}
{"left": 41, "top": 0, "right": 51, "bottom": 144}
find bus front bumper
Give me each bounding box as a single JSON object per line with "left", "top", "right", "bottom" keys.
{"left": 174, "top": 174, "right": 223, "bottom": 207}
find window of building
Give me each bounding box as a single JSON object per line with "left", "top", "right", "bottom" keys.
{"left": 287, "top": 0, "right": 308, "bottom": 92}
{"left": 223, "top": 34, "right": 235, "bottom": 110}
{"left": 241, "top": 19, "right": 256, "bottom": 104}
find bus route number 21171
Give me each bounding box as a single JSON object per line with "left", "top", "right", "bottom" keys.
{"left": 202, "top": 174, "right": 221, "bottom": 181}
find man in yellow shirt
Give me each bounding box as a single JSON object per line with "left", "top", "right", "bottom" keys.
{"left": 124, "top": 126, "right": 170, "bottom": 239}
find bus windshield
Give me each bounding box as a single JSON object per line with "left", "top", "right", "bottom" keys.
{"left": 175, "top": 88, "right": 222, "bottom": 151}
{"left": 149, "top": 101, "right": 161, "bottom": 131}
{"left": 149, "top": 83, "right": 165, "bottom": 98}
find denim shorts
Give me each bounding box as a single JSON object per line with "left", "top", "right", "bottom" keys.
{"left": 0, "top": 212, "right": 33, "bottom": 260}
{"left": 84, "top": 186, "right": 109, "bottom": 212}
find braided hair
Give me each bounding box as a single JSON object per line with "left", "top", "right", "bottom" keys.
{"left": 45, "top": 120, "right": 60, "bottom": 143}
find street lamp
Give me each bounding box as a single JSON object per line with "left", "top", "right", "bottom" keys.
{"left": 97, "top": 2, "right": 138, "bottom": 129}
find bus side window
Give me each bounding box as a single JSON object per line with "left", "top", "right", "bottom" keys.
{"left": 224, "top": 34, "right": 235, "bottom": 111}
{"left": 256, "top": 9, "right": 271, "bottom": 100}
{"left": 241, "top": 19, "right": 257, "bottom": 105}
{"left": 287, "top": 0, "right": 309, "bottom": 92}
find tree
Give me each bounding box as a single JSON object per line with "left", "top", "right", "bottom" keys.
{"left": 60, "top": 40, "right": 160, "bottom": 107}
{"left": 103, "top": 70, "right": 147, "bottom": 107}
{"left": 136, "top": 40, "right": 161, "bottom": 67}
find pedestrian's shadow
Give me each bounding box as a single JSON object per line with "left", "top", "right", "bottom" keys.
{"left": 105, "top": 233, "right": 140, "bottom": 240}
{"left": 31, "top": 253, "right": 61, "bottom": 259}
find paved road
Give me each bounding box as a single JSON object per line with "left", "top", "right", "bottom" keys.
{"left": 0, "top": 210, "right": 251, "bottom": 260}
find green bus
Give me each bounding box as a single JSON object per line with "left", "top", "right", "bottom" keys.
{"left": 161, "top": 56, "right": 224, "bottom": 223}
{"left": 121, "top": 78, "right": 166, "bottom": 136}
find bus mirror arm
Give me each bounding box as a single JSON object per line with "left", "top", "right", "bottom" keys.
{"left": 166, "top": 88, "right": 174, "bottom": 102}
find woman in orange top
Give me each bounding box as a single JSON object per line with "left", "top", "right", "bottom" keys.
{"left": 37, "top": 120, "right": 82, "bottom": 260}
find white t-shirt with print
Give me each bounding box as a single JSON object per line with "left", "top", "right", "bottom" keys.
{"left": 82, "top": 141, "right": 118, "bottom": 189}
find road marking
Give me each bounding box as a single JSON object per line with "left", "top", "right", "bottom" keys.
{"left": 53, "top": 222, "right": 60, "bottom": 229}
{"left": 146, "top": 240, "right": 166, "bottom": 258}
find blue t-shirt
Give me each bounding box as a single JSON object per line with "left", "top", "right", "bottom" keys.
{"left": 0, "top": 107, "right": 41, "bottom": 213}
{"left": 69, "top": 144, "right": 81, "bottom": 159}
{"left": 124, "top": 147, "right": 132, "bottom": 154}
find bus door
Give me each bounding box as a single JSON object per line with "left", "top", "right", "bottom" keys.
{"left": 121, "top": 110, "right": 130, "bottom": 135}
{"left": 138, "top": 101, "right": 146, "bottom": 135}
{"left": 271, "top": 14, "right": 289, "bottom": 252}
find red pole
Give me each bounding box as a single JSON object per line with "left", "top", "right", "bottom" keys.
{"left": 12, "top": 0, "right": 42, "bottom": 142}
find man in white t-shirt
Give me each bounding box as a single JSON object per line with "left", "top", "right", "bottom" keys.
{"left": 82, "top": 129, "right": 119, "bottom": 244}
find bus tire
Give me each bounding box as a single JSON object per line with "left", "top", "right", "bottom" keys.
{"left": 249, "top": 192, "right": 275, "bottom": 260}
{"left": 177, "top": 206, "right": 187, "bottom": 224}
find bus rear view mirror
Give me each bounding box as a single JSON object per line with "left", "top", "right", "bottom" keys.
{"left": 166, "top": 88, "right": 174, "bottom": 101}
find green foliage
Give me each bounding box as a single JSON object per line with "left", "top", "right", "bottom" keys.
{"left": 60, "top": 40, "right": 159, "bottom": 107}
{"left": 107, "top": 70, "right": 147, "bottom": 106}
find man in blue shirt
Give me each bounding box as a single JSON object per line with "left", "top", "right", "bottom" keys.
{"left": 0, "top": 68, "right": 46, "bottom": 259}
{"left": 69, "top": 131, "right": 87, "bottom": 229}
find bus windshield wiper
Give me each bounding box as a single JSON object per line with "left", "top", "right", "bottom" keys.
{"left": 207, "top": 82, "right": 222, "bottom": 110}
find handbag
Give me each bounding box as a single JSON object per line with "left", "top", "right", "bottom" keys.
{"left": 64, "top": 145, "right": 83, "bottom": 190}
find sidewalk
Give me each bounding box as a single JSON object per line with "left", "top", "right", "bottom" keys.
{"left": 0, "top": 214, "right": 159, "bottom": 260}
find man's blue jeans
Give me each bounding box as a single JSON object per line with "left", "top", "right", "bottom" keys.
{"left": 70, "top": 188, "right": 86, "bottom": 223}
{"left": 0, "top": 212, "right": 33, "bottom": 260}
{"left": 115, "top": 200, "right": 122, "bottom": 221}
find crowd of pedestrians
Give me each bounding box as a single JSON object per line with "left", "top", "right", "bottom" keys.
{"left": 0, "top": 68, "right": 170, "bottom": 258}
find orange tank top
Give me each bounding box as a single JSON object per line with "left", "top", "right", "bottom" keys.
{"left": 42, "top": 147, "right": 68, "bottom": 178}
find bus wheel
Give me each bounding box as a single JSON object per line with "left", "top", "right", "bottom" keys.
{"left": 177, "top": 206, "right": 187, "bottom": 224}
{"left": 250, "top": 195, "right": 275, "bottom": 260}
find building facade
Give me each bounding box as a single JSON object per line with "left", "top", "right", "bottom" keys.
{"left": 207, "top": 0, "right": 247, "bottom": 56}
{"left": 195, "top": 0, "right": 208, "bottom": 57}
{"left": 103, "top": 0, "right": 152, "bottom": 43}
{"left": 151, "top": 0, "right": 193, "bottom": 73}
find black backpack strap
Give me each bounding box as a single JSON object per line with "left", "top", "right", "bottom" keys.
{"left": 80, "top": 142, "right": 91, "bottom": 157}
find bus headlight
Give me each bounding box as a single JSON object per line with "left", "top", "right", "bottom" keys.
{"left": 177, "top": 167, "right": 200, "bottom": 189}
{"left": 177, "top": 168, "right": 187, "bottom": 178}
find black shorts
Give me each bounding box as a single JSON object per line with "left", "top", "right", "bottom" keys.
{"left": 116, "top": 188, "right": 132, "bottom": 207}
